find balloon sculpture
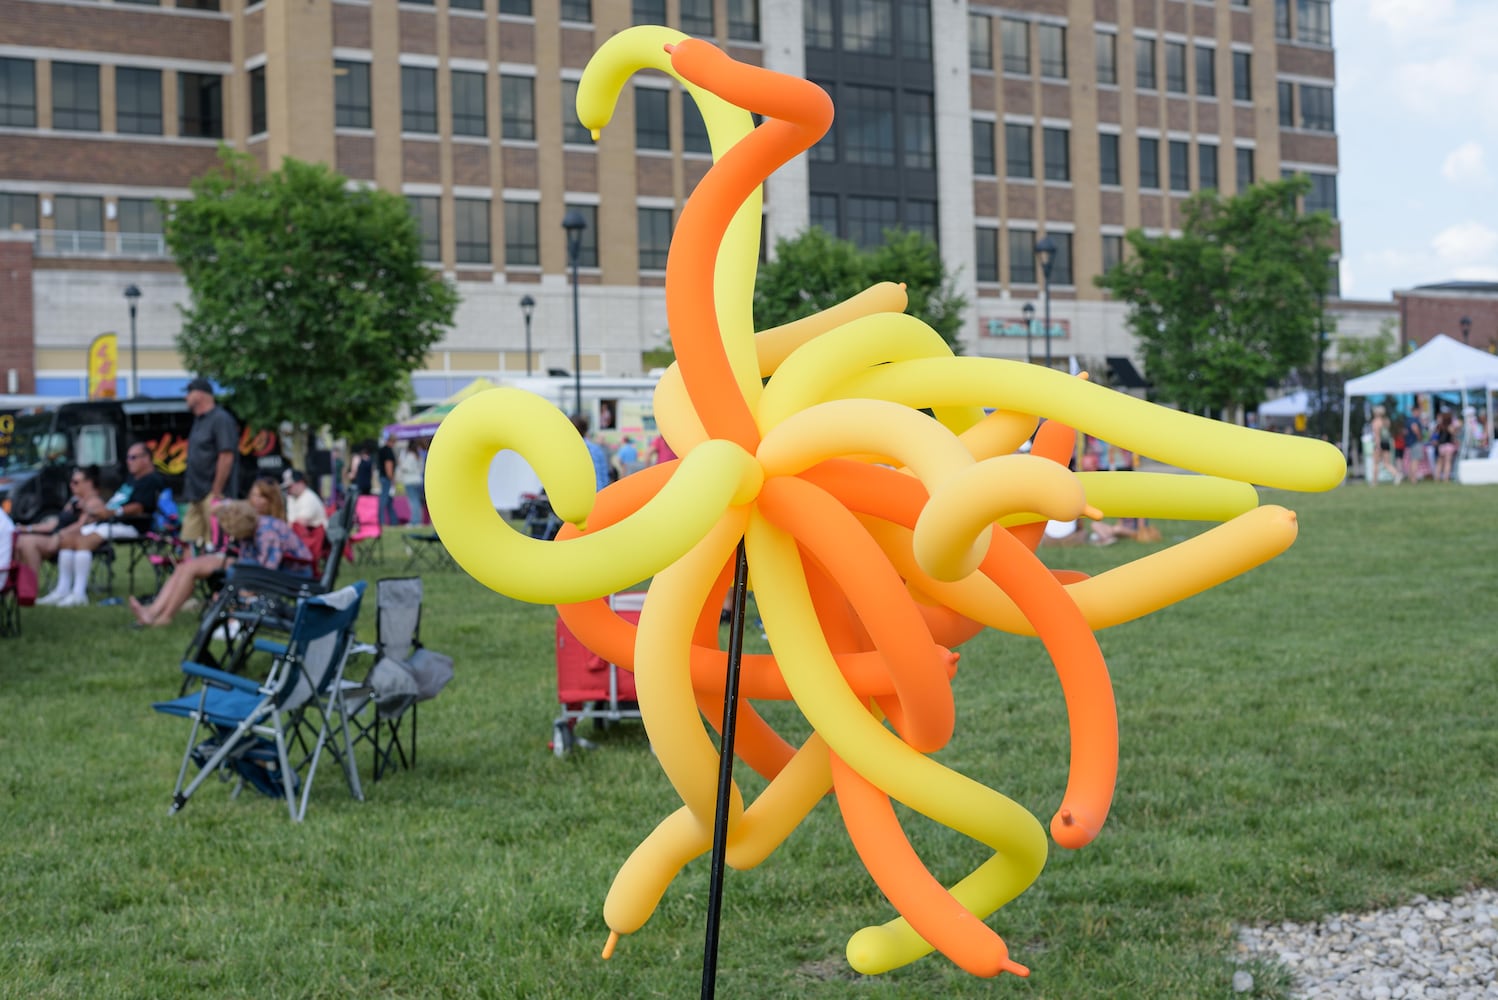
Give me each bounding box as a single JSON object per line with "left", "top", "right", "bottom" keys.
{"left": 424, "top": 27, "right": 1345, "bottom": 980}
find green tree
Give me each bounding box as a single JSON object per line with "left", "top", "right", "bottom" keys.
{"left": 753, "top": 227, "right": 967, "bottom": 353}
{"left": 165, "top": 149, "right": 459, "bottom": 462}
{"left": 1334, "top": 317, "right": 1399, "bottom": 377}
{"left": 1095, "top": 176, "right": 1337, "bottom": 417}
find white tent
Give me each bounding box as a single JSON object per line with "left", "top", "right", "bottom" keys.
{"left": 1342, "top": 334, "right": 1498, "bottom": 453}
{"left": 1258, "top": 389, "right": 1313, "bottom": 419}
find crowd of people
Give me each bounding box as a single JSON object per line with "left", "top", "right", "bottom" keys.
{"left": 1366, "top": 401, "right": 1489, "bottom": 485}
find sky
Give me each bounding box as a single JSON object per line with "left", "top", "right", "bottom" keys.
{"left": 1335, "top": 1, "right": 1498, "bottom": 301}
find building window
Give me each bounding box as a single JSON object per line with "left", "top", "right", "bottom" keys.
{"left": 452, "top": 70, "right": 487, "bottom": 137}
{"left": 1102, "top": 233, "right": 1124, "bottom": 274}
{"left": 504, "top": 200, "right": 539, "bottom": 266}
{"left": 902, "top": 91, "right": 934, "bottom": 170}
{"left": 564, "top": 203, "right": 598, "bottom": 267}
{"left": 1005, "top": 122, "right": 1033, "bottom": 179}
{"left": 249, "top": 66, "right": 266, "bottom": 135}
{"left": 1135, "top": 36, "right": 1156, "bottom": 90}
{"left": 729, "top": 0, "right": 761, "bottom": 43}
{"left": 562, "top": 80, "right": 592, "bottom": 144}
{"left": 0, "top": 58, "right": 35, "bottom": 128}
{"left": 899, "top": 0, "right": 931, "bottom": 60}
{"left": 904, "top": 199, "right": 936, "bottom": 243}
{"left": 1009, "top": 229, "right": 1036, "bottom": 284}
{"left": 1232, "top": 51, "right": 1252, "bottom": 102}
{"left": 969, "top": 14, "right": 993, "bottom": 71}
{"left": 53, "top": 62, "right": 101, "bottom": 132}
{"left": 116, "top": 67, "right": 162, "bottom": 135}
{"left": 1236, "top": 146, "right": 1255, "bottom": 187}
{"left": 682, "top": 97, "right": 711, "bottom": 153}
{"left": 1096, "top": 31, "right": 1117, "bottom": 86}
{"left": 1044, "top": 232, "right": 1073, "bottom": 285}
{"left": 454, "top": 199, "right": 490, "bottom": 264}
{"left": 0, "top": 192, "right": 39, "bottom": 232}
{"left": 55, "top": 195, "right": 105, "bottom": 251}
{"left": 178, "top": 72, "right": 222, "bottom": 138}
{"left": 407, "top": 195, "right": 440, "bottom": 262}
{"left": 561, "top": 0, "right": 591, "bottom": 22}
{"left": 843, "top": 0, "right": 893, "bottom": 56}
{"left": 1037, "top": 24, "right": 1066, "bottom": 79}
{"left": 1165, "top": 42, "right": 1187, "bottom": 94}
{"left": 682, "top": 0, "right": 715, "bottom": 36}
{"left": 450, "top": 0, "right": 483, "bottom": 8}
{"left": 118, "top": 198, "right": 163, "bottom": 254}
{"left": 1099, "top": 132, "right": 1121, "bottom": 186}
{"left": 401, "top": 67, "right": 438, "bottom": 133}
{"left": 972, "top": 119, "right": 995, "bottom": 176}
{"left": 635, "top": 88, "right": 669, "bottom": 150}
{"left": 1275, "top": 0, "right": 1291, "bottom": 40}
{"left": 1300, "top": 84, "right": 1334, "bottom": 131}
{"left": 1298, "top": 0, "right": 1332, "bottom": 45}
{"left": 501, "top": 75, "right": 535, "bottom": 140}
{"left": 499, "top": 0, "right": 533, "bottom": 14}
{"left": 808, "top": 0, "right": 836, "bottom": 50}
{"left": 1198, "top": 142, "right": 1218, "bottom": 191}
{"left": 1304, "top": 172, "right": 1337, "bottom": 217}
{"left": 847, "top": 195, "right": 897, "bottom": 249}
{"left": 1278, "top": 81, "right": 1295, "bottom": 127}
{"left": 1195, "top": 45, "right": 1215, "bottom": 98}
{"left": 808, "top": 82, "right": 837, "bottom": 162}
{"left": 843, "top": 85, "right": 895, "bottom": 167}
{"left": 638, "top": 207, "right": 672, "bottom": 270}
{"left": 975, "top": 226, "right": 999, "bottom": 283}
{"left": 1043, "top": 127, "right": 1070, "bottom": 182}
{"left": 1169, "top": 140, "right": 1190, "bottom": 192}
{"left": 633, "top": 0, "right": 665, "bottom": 22}
{"left": 335, "top": 60, "right": 371, "bottom": 128}
{"left": 1139, "top": 136, "right": 1160, "bottom": 189}
{"left": 176, "top": 0, "right": 220, "bottom": 8}
{"left": 810, "top": 192, "right": 839, "bottom": 234}
{"left": 1001, "top": 18, "right": 1029, "bottom": 75}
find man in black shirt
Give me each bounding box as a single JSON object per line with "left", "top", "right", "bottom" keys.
{"left": 40, "top": 443, "right": 165, "bottom": 607}
{"left": 181, "top": 377, "right": 239, "bottom": 546}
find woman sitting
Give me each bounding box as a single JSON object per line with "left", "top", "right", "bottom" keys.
{"left": 20, "top": 466, "right": 102, "bottom": 603}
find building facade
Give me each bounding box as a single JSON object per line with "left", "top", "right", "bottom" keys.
{"left": 0, "top": 0, "right": 1346, "bottom": 403}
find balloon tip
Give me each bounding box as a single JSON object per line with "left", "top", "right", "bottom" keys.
{"left": 1001, "top": 958, "right": 1031, "bottom": 978}
{"left": 1083, "top": 504, "right": 1104, "bottom": 521}
{"left": 602, "top": 931, "right": 620, "bottom": 960}
{"left": 1059, "top": 807, "right": 1074, "bottom": 825}
{"left": 663, "top": 42, "right": 677, "bottom": 54}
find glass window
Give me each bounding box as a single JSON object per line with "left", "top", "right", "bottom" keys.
{"left": 899, "top": 0, "right": 930, "bottom": 60}
{"left": 0, "top": 58, "right": 35, "bottom": 128}
{"left": 810, "top": 192, "right": 839, "bottom": 234}
{"left": 1139, "top": 136, "right": 1160, "bottom": 189}
{"left": 904, "top": 200, "right": 936, "bottom": 243}
{"left": 1043, "top": 127, "right": 1069, "bottom": 182}
{"left": 501, "top": 75, "right": 535, "bottom": 140}
{"left": 1169, "top": 139, "right": 1190, "bottom": 192}
{"left": 116, "top": 67, "right": 162, "bottom": 135}
{"left": 1165, "top": 41, "right": 1186, "bottom": 94}
{"left": 975, "top": 226, "right": 999, "bottom": 283}
{"left": 53, "top": 62, "right": 101, "bottom": 132}
{"left": 249, "top": 66, "right": 266, "bottom": 135}
{"left": 972, "top": 119, "right": 996, "bottom": 176}
{"left": 633, "top": 0, "right": 665, "bottom": 22}
{"left": 1096, "top": 31, "right": 1117, "bottom": 86}
{"left": 1275, "top": 0, "right": 1291, "bottom": 40}
{"left": 1195, "top": 45, "right": 1215, "bottom": 97}
{"left": 969, "top": 14, "right": 993, "bottom": 71}
{"left": 1305, "top": 172, "right": 1337, "bottom": 217}
{"left": 729, "top": 0, "right": 761, "bottom": 43}
{"left": 808, "top": 82, "right": 837, "bottom": 162}
{"left": 55, "top": 195, "right": 104, "bottom": 251}
{"left": 335, "top": 60, "right": 371, "bottom": 128}
{"left": 847, "top": 195, "right": 897, "bottom": 249}
{"left": 682, "top": 0, "right": 714, "bottom": 36}
{"left": 1198, "top": 141, "right": 1218, "bottom": 191}
{"left": 560, "top": 0, "right": 591, "bottom": 22}
{"left": 1001, "top": 18, "right": 1028, "bottom": 75}
{"left": 843, "top": 0, "right": 893, "bottom": 56}
{"left": 1099, "top": 132, "right": 1120, "bottom": 186}
{"left": 449, "top": 0, "right": 483, "bottom": 8}
{"left": 1005, "top": 122, "right": 1033, "bottom": 179}
{"left": 0, "top": 192, "right": 39, "bottom": 232}
{"left": 635, "top": 88, "right": 669, "bottom": 150}
{"left": 638, "top": 207, "right": 672, "bottom": 270}
{"left": 407, "top": 195, "right": 440, "bottom": 262}
{"left": 1278, "top": 80, "right": 1294, "bottom": 127}
{"left": 1135, "top": 36, "right": 1156, "bottom": 90}
{"left": 1232, "top": 51, "right": 1252, "bottom": 102}
{"left": 1102, "top": 233, "right": 1124, "bottom": 274}
{"left": 452, "top": 70, "right": 487, "bottom": 137}
{"left": 562, "top": 80, "right": 592, "bottom": 144}
{"left": 1298, "top": 0, "right": 1331, "bottom": 46}
{"left": 177, "top": 71, "right": 222, "bottom": 138}
{"left": 563, "top": 203, "right": 598, "bottom": 267}
{"left": 499, "top": 0, "right": 533, "bottom": 13}
{"left": 682, "top": 96, "right": 710, "bottom": 154}
{"left": 842, "top": 85, "right": 895, "bottom": 167}
{"left": 1042, "top": 232, "right": 1072, "bottom": 285}
{"left": 807, "top": 0, "right": 836, "bottom": 50}
{"left": 401, "top": 67, "right": 437, "bottom": 133}
{"left": 455, "top": 198, "right": 490, "bottom": 264}
{"left": 1300, "top": 84, "right": 1334, "bottom": 131}
{"left": 902, "top": 91, "right": 934, "bottom": 170}
{"left": 1038, "top": 24, "right": 1066, "bottom": 79}
{"left": 176, "top": 0, "right": 220, "bottom": 9}
{"left": 117, "top": 198, "right": 163, "bottom": 254}
{"left": 1008, "top": 229, "right": 1036, "bottom": 284}
{"left": 1236, "top": 146, "right": 1255, "bottom": 187}
{"left": 504, "top": 200, "right": 539, "bottom": 266}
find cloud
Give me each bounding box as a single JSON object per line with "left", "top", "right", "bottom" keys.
{"left": 1431, "top": 221, "right": 1498, "bottom": 263}
{"left": 1441, "top": 141, "right": 1489, "bottom": 184}
{"left": 1369, "top": 0, "right": 1456, "bottom": 34}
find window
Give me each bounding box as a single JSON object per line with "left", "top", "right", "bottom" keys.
{"left": 401, "top": 67, "right": 437, "bottom": 133}
{"left": 682, "top": 0, "right": 714, "bottom": 36}
{"left": 1102, "top": 233, "right": 1124, "bottom": 274}
{"left": 452, "top": 70, "right": 487, "bottom": 137}
{"left": 117, "top": 198, "right": 163, "bottom": 254}
{"left": 635, "top": 88, "right": 669, "bottom": 150}
{"left": 810, "top": 192, "right": 839, "bottom": 234}
{"left": 808, "top": 82, "right": 837, "bottom": 162}
{"left": 633, "top": 0, "right": 666, "bottom": 22}
{"left": 1037, "top": 24, "right": 1066, "bottom": 79}
{"left": 1043, "top": 232, "right": 1072, "bottom": 285}
{"left": 562, "top": 80, "right": 592, "bottom": 144}
{"left": 1135, "top": 37, "right": 1156, "bottom": 90}
{"left": 0, "top": 193, "right": 39, "bottom": 232}
{"left": 902, "top": 91, "right": 934, "bottom": 170}
{"left": 1195, "top": 46, "right": 1215, "bottom": 97}
{"left": 975, "top": 226, "right": 999, "bottom": 283}
{"left": 1236, "top": 146, "right": 1255, "bottom": 187}
{"left": 972, "top": 119, "right": 996, "bottom": 176}
{"left": 1232, "top": 51, "right": 1252, "bottom": 102}
{"left": 682, "top": 97, "right": 710, "bottom": 153}
{"left": 455, "top": 198, "right": 490, "bottom": 264}
{"left": 1300, "top": 84, "right": 1334, "bottom": 131}
{"left": 842, "top": 85, "right": 895, "bottom": 167}
{"left": 563, "top": 204, "right": 598, "bottom": 267}
{"left": 1275, "top": 0, "right": 1291, "bottom": 40}
{"left": 1009, "top": 229, "right": 1036, "bottom": 284}
{"left": 1298, "top": 0, "right": 1331, "bottom": 46}
{"left": 1139, "top": 136, "right": 1160, "bottom": 188}
{"left": 561, "top": 0, "right": 591, "bottom": 22}
{"left": 847, "top": 195, "right": 897, "bottom": 249}
{"left": 335, "top": 60, "right": 371, "bottom": 128}
{"left": 450, "top": 0, "right": 483, "bottom": 8}
{"left": 499, "top": 0, "right": 533, "bottom": 13}
{"left": 1165, "top": 42, "right": 1186, "bottom": 94}
{"left": 1000, "top": 18, "right": 1028, "bottom": 74}
{"left": 843, "top": 0, "right": 893, "bottom": 56}
{"left": 1198, "top": 141, "right": 1218, "bottom": 191}
{"left": 1169, "top": 140, "right": 1190, "bottom": 192}
{"left": 1304, "top": 172, "right": 1337, "bottom": 217}
{"left": 1099, "top": 132, "right": 1120, "bottom": 186}
{"left": 638, "top": 207, "right": 672, "bottom": 270}
{"left": 1096, "top": 31, "right": 1117, "bottom": 86}
{"left": 504, "top": 200, "right": 539, "bottom": 265}
{"left": 899, "top": 0, "right": 930, "bottom": 60}
{"left": 0, "top": 58, "right": 35, "bottom": 127}
{"left": 501, "top": 75, "right": 535, "bottom": 140}
{"left": 176, "top": 0, "right": 220, "bottom": 8}
{"left": 407, "top": 195, "right": 440, "bottom": 262}
{"left": 729, "top": 0, "right": 761, "bottom": 43}
{"left": 969, "top": 14, "right": 993, "bottom": 71}
{"left": 249, "top": 66, "right": 266, "bottom": 135}
{"left": 808, "top": 0, "right": 836, "bottom": 50}
{"left": 178, "top": 72, "right": 222, "bottom": 138}
{"left": 904, "top": 200, "right": 936, "bottom": 243}
{"left": 53, "top": 62, "right": 101, "bottom": 132}
{"left": 55, "top": 195, "right": 104, "bottom": 251}
{"left": 1278, "top": 81, "right": 1294, "bottom": 127}
{"left": 116, "top": 67, "right": 162, "bottom": 135}
{"left": 1043, "top": 127, "right": 1069, "bottom": 182}
{"left": 1005, "top": 122, "right": 1033, "bottom": 179}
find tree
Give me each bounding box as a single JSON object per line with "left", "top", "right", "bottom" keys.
{"left": 1095, "top": 176, "right": 1337, "bottom": 418}
{"left": 753, "top": 227, "right": 967, "bottom": 353}
{"left": 165, "top": 149, "right": 459, "bottom": 463}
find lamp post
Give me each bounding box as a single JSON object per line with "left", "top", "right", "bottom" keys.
{"left": 561, "top": 211, "right": 587, "bottom": 417}
{"left": 1022, "top": 302, "right": 1035, "bottom": 364}
{"left": 123, "top": 284, "right": 141, "bottom": 398}
{"left": 1035, "top": 236, "right": 1057, "bottom": 369}
{"left": 1315, "top": 284, "right": 1326, "bottom": 439}
{"left": 1460, "top": 315, "right": 1472, "bottom": 346}
{"left": 519, "top": 294, "right": 536, "bottom": 376}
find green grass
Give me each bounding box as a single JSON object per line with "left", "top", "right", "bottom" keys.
{"left": 2, "top": 488, "right": 1496, "bottom": 999}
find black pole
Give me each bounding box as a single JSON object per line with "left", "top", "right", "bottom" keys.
{"left": 1315, "top": 287, "right": 1326, "bottom": 439}
{"left": 524, "top": 314, "right": 533, "bottom": 376}
{"left": 128, "top": 303, "right": 138, "bottom": 399}
{"left": 701, "top": 541, "right": 749, "bottom": 1000}
{"left": 1043, "top": 279, "right": 1052, "bottom": 370}
{"left": 570, "top": 258, "right": 582, "bottom": 416}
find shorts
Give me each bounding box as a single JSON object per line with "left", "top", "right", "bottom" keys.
{"left": 80, "top": 522, "right": 141, "bottom": 540}
{"left": 181, "top": 499, "right": 215, "bottom": 545}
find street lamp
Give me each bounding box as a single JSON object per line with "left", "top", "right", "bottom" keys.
{"left": 1315, "top": 284, "right": 1326, "bottom": 439}
{"left": 1460, "top": 315, "right": 1472, "bottom": 345}
{"left": 123, "top": 284, "right": 141, "bottom": 398}
{"left": 561, "top": 210, "right": 587, "bottom": 417}
{"left": 1035, "top": 236, "right": 1057, "bottom": 369}
{"left": 519, "top": 294, "right": 536, "bottom": 376}
{"left": 1022, "top": 302, "right": 1035, "bottom": 364}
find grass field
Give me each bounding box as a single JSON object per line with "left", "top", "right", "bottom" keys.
{"left": 2, "top": 482, "right": 1495, "bottom": 999}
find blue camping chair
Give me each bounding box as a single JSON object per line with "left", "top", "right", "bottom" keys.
{"left": 153, "top": 581, "right": 368, "bottom": 821}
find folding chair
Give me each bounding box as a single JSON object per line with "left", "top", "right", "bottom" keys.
{"left": 153, "top": 581, "right": 368, "bottom": 821}
{"left": 348, "top": 494, "right": 383, "bottom": 565}
{"left": 402, "top": 530, "right": 453, "bottom": 572}
{"left": 2, "top": 532, "right": 37, "bottom": 638}
{"left": 551, "top": 591, "right": 644, "bottom": 756}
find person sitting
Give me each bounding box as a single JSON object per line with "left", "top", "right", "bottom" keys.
{"left": 17, "top": 466, "right": 101, "bottom": 594}
{"left": 281, "top": 469, "right": 327, "bottom": 530}
{"left": 41, "top": 445, "right": 164, "bottom": 607}
{"left": 128, "top": 499, "right": 312, "bottom": 628}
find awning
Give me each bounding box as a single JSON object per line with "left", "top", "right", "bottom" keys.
{"left": 1106, "top": 356, "right": 1149, "bottom": 389}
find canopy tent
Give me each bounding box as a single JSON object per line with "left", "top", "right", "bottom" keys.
{"left": 384, "top": 378, "right": 496, "bottom": 441}
{"left": 1258, "top": 389, "right": 1313, "bottom": 419}
{"left": 1342, "top": 334, "right": 1498, "bottom": 454}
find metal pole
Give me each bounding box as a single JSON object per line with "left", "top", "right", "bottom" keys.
{"left": 570, "top": 257, "right": 582, "bottom": 416}
{"left": 1043, "top": 280, "right": 1052, "bottom": 370}
{"left": 129, "top": 303, "right": 138, "bottom": 399}
{"left": 1315, "top": 287, "right": 1326, "bottom": 439}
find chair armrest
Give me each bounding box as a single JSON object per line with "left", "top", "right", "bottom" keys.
{"left": 253, "top": 638, "right": 288, "bottom": 657}
{"left": 181, "top": 660, "right": 262, "bottom": 693}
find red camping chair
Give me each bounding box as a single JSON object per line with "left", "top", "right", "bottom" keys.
{"left": 551, "top": 591, "right": 644, "bottom": 756}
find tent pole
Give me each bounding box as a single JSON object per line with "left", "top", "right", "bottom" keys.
{"left": 1341, "top": 392, "right": 1352, "bottom": 477}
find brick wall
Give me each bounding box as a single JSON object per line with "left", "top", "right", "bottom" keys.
{"left": 0, "top": 237, "right": 36, "bottom": 393}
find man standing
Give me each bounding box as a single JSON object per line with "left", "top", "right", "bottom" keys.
{"left": 377, "top": 435, "right": 398, "bottom": 525}
{"left": 181, "top": 377, "right": 239, "bottom": 547}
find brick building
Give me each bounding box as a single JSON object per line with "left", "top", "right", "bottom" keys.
{"left": 1395, "top": 282, "right": 1498, "bottom": 355}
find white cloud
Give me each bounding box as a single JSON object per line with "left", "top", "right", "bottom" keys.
{"left": 1441, "top": 141, "right": 1489, "bottom": 184}
{"left": 1370, "top": 0, "right": 1456, "bottom": 34}
{"left": 1431, "top": 221, "right": 1498, "bottom": 263}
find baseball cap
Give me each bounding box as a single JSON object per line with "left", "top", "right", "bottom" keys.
{"left": 282, "top": 468, "right": 305, "bottom": 488}
{"left": 184, "top": 377, "right": 215, "bottom": 394}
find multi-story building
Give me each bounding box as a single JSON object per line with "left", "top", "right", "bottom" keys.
{"left": 0, "top": 0, "right": 1345, "bottom": 403}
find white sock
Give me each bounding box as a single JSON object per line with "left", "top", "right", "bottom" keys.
{"left": 51, "top": 550, "right": 76, "bottom": 597}
{"left": 71, "top": 550, "right": 93, "bottom": 598}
